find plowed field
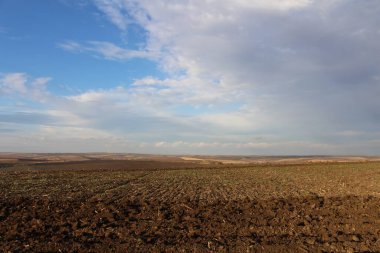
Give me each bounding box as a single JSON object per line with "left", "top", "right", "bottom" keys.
{"left": 1, "top": 161, "right": 380, "bottom": 252}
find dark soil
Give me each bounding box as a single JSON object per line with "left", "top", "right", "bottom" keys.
{"left": 1, "top": 162, "right": 380, "bottom": 252}
{"left": 1, "top": 195, "right": 380, "bottom": 252}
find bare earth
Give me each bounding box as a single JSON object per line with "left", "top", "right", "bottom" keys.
{"left": 1, "top": 154, "right": 380, "bottom": 252}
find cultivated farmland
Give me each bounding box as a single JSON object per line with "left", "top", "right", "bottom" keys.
{"left": 1, "top": 156, "right": 380, "bottom": 252}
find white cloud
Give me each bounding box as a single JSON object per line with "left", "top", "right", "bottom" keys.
{"left": 39, "top": 125, "right": 115, "bottom": 140}
{"left": 196, "top": 112, "right": 256, "bottom": 131}
{"left": 46, "top": 110, "right": 90, "bottom": 126}
{"left": 230, "top": 0, "right": 312, "bottom": 10}
{"left": 0, "top": 73, "right": 52, "bottom": 102}
{"left": 0, "top": 73, "right": 28, "bottom": 94}
{"left": 132, "top": 76, "right": 165, "bottom": 86}
{"left": 59, "top": 40, "right": 155, "bottom": 60}
{"left": 93, "top": 0, "right": 130, "bottom": 31}
{"left": 32, "top": 77, "right": 51, "bottom": 89}
{"left": 86, "top": 0, "right": 380, "bottom": 154}
{"left": 1, "top": 75, "right": 379, "bottom": 154}
{"left": 58, "top": 41, "right": 83, "bottom": 52}
{"left": 0, "top": 126, "right": 135, "bottom": 153}
{"left": 69, "top": 89, "right": 115, "bottom": 103}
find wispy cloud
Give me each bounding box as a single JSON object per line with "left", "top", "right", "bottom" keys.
{"left": 58, "top": 41, "right": 83, "bottom": 52}
{"left": 0, "top": 73, "right": 51, "bottom": 101}
{"left": 0, "top": 73, "right": 28, "bottom": 94}
{"left": 58, "top": 40, "right": 156, "bottom": 60}
{"left": 93, "top": 0, "right": 131, "bottom": 31}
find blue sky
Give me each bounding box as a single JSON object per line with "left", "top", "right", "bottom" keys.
{"left": 0, "top": 0, "right": 159, "bottom": 92}
{"left": 1, "top": 0, "right": 380, "bottom": 155}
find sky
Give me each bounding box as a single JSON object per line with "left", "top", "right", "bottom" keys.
{"left": 0, "top": 0, "right": 380, "bottom": 155}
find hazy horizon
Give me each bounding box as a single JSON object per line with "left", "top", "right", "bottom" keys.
{"left": 1, "top": 0, "right": 380, "bottom": 155}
